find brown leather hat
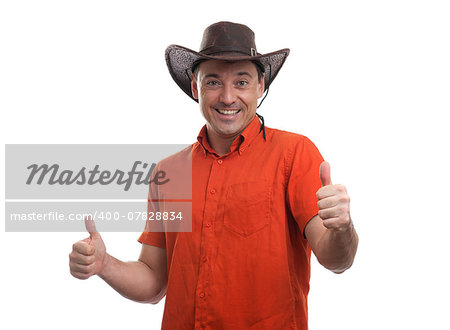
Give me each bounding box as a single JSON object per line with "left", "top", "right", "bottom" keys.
{"left": 165, "top": 21, "right": 290, "bottom": 102}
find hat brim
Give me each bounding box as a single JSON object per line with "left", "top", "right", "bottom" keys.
{"left": 165, "top": 44, "right": 290, "bottom": 102}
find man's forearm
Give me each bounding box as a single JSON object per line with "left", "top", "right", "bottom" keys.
{"left": 315, "top": 223, "right": 359, "bottom": 273}
{"left": 98, "top": 254, "right": 166, "bottom": 304}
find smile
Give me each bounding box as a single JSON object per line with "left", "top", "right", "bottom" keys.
{"left": 215, "top": 109, "right": 240, "bottom": 115}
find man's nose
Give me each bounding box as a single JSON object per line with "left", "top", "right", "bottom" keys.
{"left": 218, "top": 84, "right": 236, "bottom": 106}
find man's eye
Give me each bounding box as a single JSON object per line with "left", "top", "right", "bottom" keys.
{"left": 237, "top": 81, "right": 248, "bottom": 86}
{"left": 206, "top": 80, "right": 219, "bottom": 86}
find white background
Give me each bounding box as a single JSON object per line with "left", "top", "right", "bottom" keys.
{"left": 1, "top": 1, "right": 449, "bottom": 329}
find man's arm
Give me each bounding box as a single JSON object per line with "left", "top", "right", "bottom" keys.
{"left": 69, "top": 217, "right": 167, "bottom": 304}
{"left": 304, "top": 161, "right": 359, "bottom": 273}
{"left": 98, "top": 244, "right": 167, "bottom": 304}
{"left": 305, "top": 214, "right": 358, "bottom": 273}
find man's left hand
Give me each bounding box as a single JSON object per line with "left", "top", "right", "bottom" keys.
{"left": 316, "top": 161, "right": 352, "bottom": 232}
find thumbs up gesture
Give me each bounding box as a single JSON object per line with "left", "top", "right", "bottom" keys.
{"left": 69, "top": 216, "right": 108, "bottom": 279}
{"left": 316, "top": 161, "right": 352, "bottom": 232}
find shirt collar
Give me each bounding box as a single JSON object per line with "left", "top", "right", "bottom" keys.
{"left": 196, "top": 115, "right": 263, "bottom": 157}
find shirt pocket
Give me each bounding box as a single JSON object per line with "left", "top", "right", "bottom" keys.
{"left": 223, "top": 181, "right": 272, "bottom": 237}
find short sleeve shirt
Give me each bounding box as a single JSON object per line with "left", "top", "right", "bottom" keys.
{"left": 138, "top": 115, "right": 324, "bottom": 330}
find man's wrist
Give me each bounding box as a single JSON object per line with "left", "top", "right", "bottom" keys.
{"left": 98, "top": 253, "right": 113, "bottom": 280}
{"left": 329, "top": 218, "right": 354, "bottom": 235}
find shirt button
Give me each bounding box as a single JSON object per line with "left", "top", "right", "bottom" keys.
{"left": 239, "top": 148, "right": 245, "bottom": 153}
{"left": 205, "top": 223, "right": 211, "bottom": 228}
{"left": 202, "top": 256, "right": 208, "bottom": 263}
{"left": 210, "top": 188, "right": 216, "bottom": 194}
{"left": 217, "top": 159, "right": 223, "bottom": 164}
{"left": 199, "top": 292, "right": 205, "bottom": 298}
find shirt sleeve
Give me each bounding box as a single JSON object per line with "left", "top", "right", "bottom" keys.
{"left": 286, "top": 136, "right": 324, "bottom": 236}
{"left": 137, "top": 197, "right": 167, "bottom": 248}
{"left": 137, "top": 162, "right": 166, "bottom": 249}
{"left": 138, "top": 231, "right": 166, "bottom": 249}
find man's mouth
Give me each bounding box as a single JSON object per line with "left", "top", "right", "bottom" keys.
{"left": 215, "top": 108, "right": 240, "bottom": 115}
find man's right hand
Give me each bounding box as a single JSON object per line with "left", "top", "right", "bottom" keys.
{"left": 69, "top": 216, "right": 109, "bottom": 280}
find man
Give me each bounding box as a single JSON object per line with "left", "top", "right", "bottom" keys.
{"left": 69, "top": 21, "right": 358, "bottom": 329}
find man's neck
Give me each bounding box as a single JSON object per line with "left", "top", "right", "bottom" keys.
{"left": 206, "top": 129, "right": 239, "bottom": 157}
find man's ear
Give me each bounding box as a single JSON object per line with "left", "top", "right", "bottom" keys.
{"left": 257, "top": 73, "right": 265, "bottom": 98}
{"left": 191, "top": 74, "right": 199, "bottom": 100}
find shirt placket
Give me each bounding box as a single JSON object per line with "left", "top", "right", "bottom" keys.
{"left": 194, "top": 156, "right": 226, "bottom": 330}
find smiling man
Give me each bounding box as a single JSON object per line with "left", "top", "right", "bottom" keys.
{"left": 69, "top": 21, "right": 358, "bottom": 330}
{"left": 191, "top": 60, "right": 264, "bottom": 155}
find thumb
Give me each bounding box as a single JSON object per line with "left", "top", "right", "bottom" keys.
{"left": 85, "top": 216, "right": 100, "bottom": 239}
{"left": 319, "top": 161, "right": 332, "bottom": 186}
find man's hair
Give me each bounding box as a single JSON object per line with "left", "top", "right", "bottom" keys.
{"left": 192, "top": 60, "right": 264, "bottom": 82}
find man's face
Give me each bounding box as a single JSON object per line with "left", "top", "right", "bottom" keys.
{"left": 191, "top": 60, "right": 264, "bottom": 141}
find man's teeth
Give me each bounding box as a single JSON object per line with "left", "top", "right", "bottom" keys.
{"left": 217, "top": 109, "right": 239, "bottom": 115}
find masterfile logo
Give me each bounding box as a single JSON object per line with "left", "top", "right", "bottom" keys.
{"left": 25, "top": 161, "right": 169, "bottom": 191}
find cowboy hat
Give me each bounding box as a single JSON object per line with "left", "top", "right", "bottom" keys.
{"left": 165, "top": 21, "right": 290, "bottom": 102}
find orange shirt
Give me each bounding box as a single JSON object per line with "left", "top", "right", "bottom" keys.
{"left": 139, "top": 115, "right": 324, "bottom": 330}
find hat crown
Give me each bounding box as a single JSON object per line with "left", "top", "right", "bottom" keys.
{"left": 199, "top": 21, "right": 257, "bottom": 57}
